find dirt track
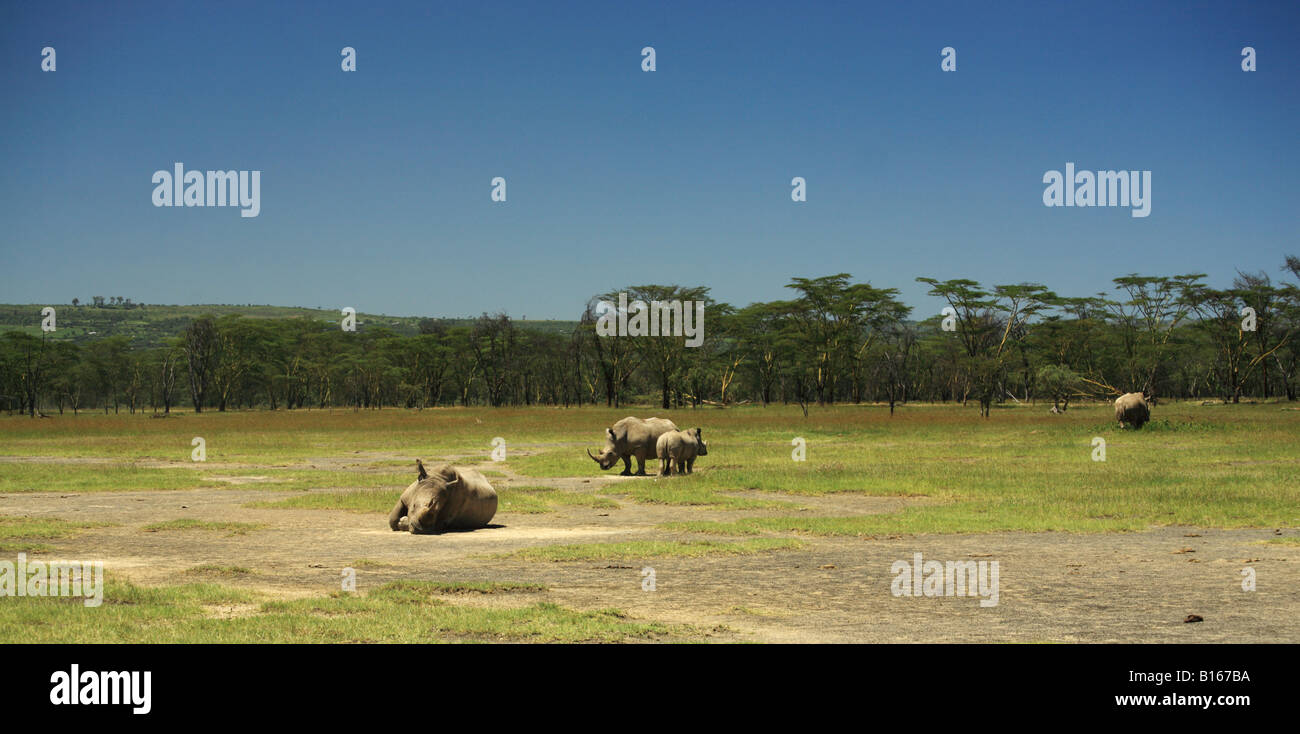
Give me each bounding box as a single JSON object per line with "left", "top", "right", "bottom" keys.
{"left": 3, "top": 457, "right": 1296, "bottom": 643}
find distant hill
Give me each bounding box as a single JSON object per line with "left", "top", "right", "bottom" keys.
{"left": 0, "top": 304, "right": 579, "bottom": 348}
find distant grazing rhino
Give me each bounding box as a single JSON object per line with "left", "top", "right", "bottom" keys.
{"left": 656, "top": 427, "right": 708, "bottom": 476}
{"left": 1114, "top": 392, "right": 1151, "bottom": 429}
{"left": 587, "top": 416, "right": 678, "bottom": 476}
{"left": 388, "top": 460, "right": 498, "bottom": 534}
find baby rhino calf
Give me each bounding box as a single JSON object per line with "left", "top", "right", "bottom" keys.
{"left": 656, "top": 428, "right": 708, "bottom": 476}
{"left": 389, "top": 460, "right": 498, "bottom": 534}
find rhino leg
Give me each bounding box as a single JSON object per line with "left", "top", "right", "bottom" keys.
{"left": 635, "top": 454, "right": 648, "bottom": 476}
{"left": 619, "top": 455, "right": 633, "bottom": 476}
{"left": 388, "top": 499, "right": 408, "bottom": 531}
{"left": 686, "top": 457, "right": 695, "bottom": 474}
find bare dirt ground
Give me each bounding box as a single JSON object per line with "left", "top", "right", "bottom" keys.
{"left": 2, "top": 458, "right": 1297, "bottom": 643}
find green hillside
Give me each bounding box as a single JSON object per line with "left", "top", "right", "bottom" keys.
{"left": 0, "top": 303, "right": 578, "bottom": 347}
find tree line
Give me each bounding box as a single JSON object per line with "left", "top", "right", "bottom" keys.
{"left": 3, "top": 258, "right": 1298, "bottom": 417}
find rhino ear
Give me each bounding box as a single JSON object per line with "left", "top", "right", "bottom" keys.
{"left": 416, "top": 459, "right": 428, "bottom": 481}
{"left": 606, "top": 427, "right": 615, "bottom": 440}
{"left": 438, "top": 465, "right": 460, "bottom": 487}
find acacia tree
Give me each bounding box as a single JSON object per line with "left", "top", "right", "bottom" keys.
{"left": 2, "top": 332, "right": 50, "bottom": 417}
{"left": 1104, "top": 273, "right": 1204, "bottom": 397}
{"left": 731, "top": 302, "right": 792, "bottom": 406}
{"left": 210, "top": 316, "right": 265, "bottom": 412}
{"left": 183, "top": 317, "right": 218, "bottom": 412}
{"left": 401, "top": 333, "right": 452, "bottom": 407}
{"left": 701, "top": 304, "right": 744, "bottom": 405}
{"left": 1273, "top": 256, "right": 1300, "bottom": 399}
{"left": 582, "top": 294, "right": 640, "bottom": 407}
{"left": 783, "top": 274, "right": 906, "bottom": 405}
{"left": 1186, "top": 274, "right": 1295, "bottom": 403}
{"left": 470, "top": 313, "right": 516, "bottom": 407}
{"left": 11, "top": 259, "right": 1300, "bottom": 410}
{"left": 620, "top": 284, "right": 713, "bottom": 409}
{"left": 1234, "top": 271, "right": 1291, "bottom": 399}
{"left": 87, "top": 336, "right": 129, "bottom": 414}
{"left": 876, "top": 318, "right": 918, "bottom": 415}
{"left": 152, "top": 342, "right": 182, "bottom": 414}
{"left": 1037, "top": 364, "right": 1083, "bottom": 412}
{"left": 917, "top": 278, "right": 1051, "bottom": 417}
{"left": 45, "top": 341, "right": 83, "bottom": 415}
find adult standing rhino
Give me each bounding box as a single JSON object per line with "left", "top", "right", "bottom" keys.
{"left": 1114, "top": 392, "right": 1151, "bottom": 429}
{"left": 586, "top": 416, "right": 679, "bottom": 476}
{"left": 388, "top": 460, "right": 498, "bottom": 534}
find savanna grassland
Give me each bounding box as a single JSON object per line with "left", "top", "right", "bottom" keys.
{"left": 1, "top": 402, "right": 1297, "bottom": 643}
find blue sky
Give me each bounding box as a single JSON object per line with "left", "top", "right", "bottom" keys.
{"left": 1, "top": 0, "right": 1296, "bottom": 320}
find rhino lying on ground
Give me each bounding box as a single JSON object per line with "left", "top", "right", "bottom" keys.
{"left": 587, "top": 416, "right": 678, "bottom": 475}
{"left": 388, "top": 460, "right": 498, "bottom": 534}
{"left": 656, "top": 427, "right": 708, "bottom": 476}
{"left": 1114, "top": 392, "right": 1151, "bottom": 429}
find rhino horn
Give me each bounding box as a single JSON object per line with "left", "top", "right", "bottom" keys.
{"left": 586, "top": 448, "right": 601, "bottom": 463}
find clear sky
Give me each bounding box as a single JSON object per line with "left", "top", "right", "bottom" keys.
{"left": 1, "top": 0, "right": 1296, "bottom": 320}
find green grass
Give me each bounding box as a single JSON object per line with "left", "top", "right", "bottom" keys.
{"left": 0, "top": 578, "right": 696, "bottom": 643}
{"left": 420, "top": 581, "right": 548, "bottom": 594}
{"left": 221, "top": 469, "right": 412, "bottom": 491}
{"left": 660, "top": 521, "right": 766, "bottom": 536}
{"left": 505, "top": 403, "right": 1300, "bottom": 532}
{"left": 4, "top": 402, "right": 1298, "bottom": 534}
{"left": 492, "top": 538, "right": 804, "bottom": 562}
{"left": 246, "top": 489, "right": 397, "bottom": 513}
{"left": 507, "top": 450, "right": 606, "bottom": 478}
{"left": 0, "top": 515, "right": 114, "bottom": 552}
{"left": 0, "top": 408, "right": 585, "bottom": 462}
{"left": 141, "top": 519, "right": 265, "bottom": 536}
{"left": 0, "top": 462, "right": 220, "bottom": 493}
{"left": 498, "top": 485, "right": 620, "bottom": 514}
{"left": 248, "top": 484, "right": 619, "bottom": 515}
{"left": 496, "top": 489, "right": 552, "bottom": 514}
{"left": 612, "top": 479, "right": 800, "bottom": 510}
{"left": 182, "top": 564, "right": 255, "bottom": 577}
{"left": 615, "top": 404, "right": 1300, "bottom": 533}
{"left": 0, "top": 462, "right": 413, "bottom": 494}
{"left": 665, "top": 486, "right": 1300, "bottom": 537}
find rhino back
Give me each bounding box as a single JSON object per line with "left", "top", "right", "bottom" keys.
{"left": 444, "top": 467, "right": 498, "bottom": 529}
{"left": 616, "top": 416, "right": 679, "bottom": 451}
{"left": 642, "top": 418, "right": 679, "bottom": 445}
{"left": 657, "top": 430, "right": 697, "bottom": 459}
{"left": 1115, "top": 393, "right": 1149, "bottom": 421}
{"left": 610, "top": 416, "right": 644, "bottom": 449}
{"left": 655, "top": 430, "right": 678, "bottom": 457}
